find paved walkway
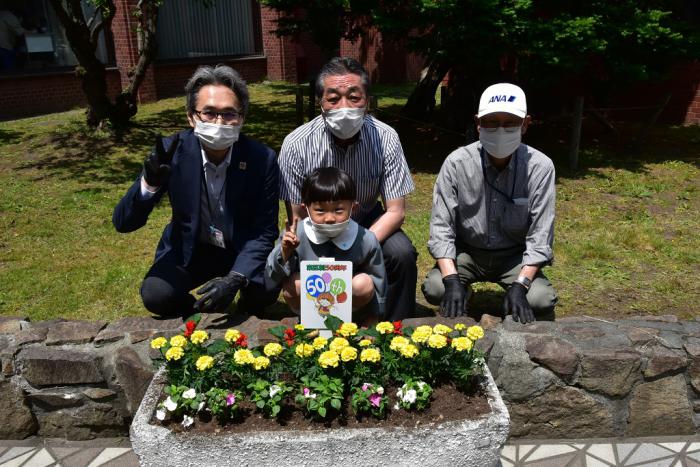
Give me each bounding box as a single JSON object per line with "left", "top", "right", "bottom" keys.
{"left": 0, "top": 435, "right": 699, "bottom": 466}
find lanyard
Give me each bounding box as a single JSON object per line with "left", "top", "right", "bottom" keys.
{"left": 480, "top": 147, "right": 517, "bottom": 204}
{"left": 201, "top": 163, "right": 227, "bottom": 222}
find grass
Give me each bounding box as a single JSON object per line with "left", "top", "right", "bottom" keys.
{"left": 1, "top": 82, "right": 699, "bottom": 321}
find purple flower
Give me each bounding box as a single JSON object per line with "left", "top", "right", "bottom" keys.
{"left": 303, "top": 387, "right": 311, "bottom": 396}
{"left": 361, "top": 383, "right": 371, "bottom": 392}
{"left": 226, "top": 393, "right": 236, "bottom": 406}
{"left": 369, "top": 393, "right": 382, "bottom": 407}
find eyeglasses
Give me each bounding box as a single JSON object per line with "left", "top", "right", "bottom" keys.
{"left": 194, "top": 109, "right": 243, "bottom": 124}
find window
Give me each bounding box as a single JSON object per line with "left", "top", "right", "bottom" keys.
{"left": 0, "top": 0, "right": 110, "bottom": 73}
{"left": 156, "top": 0, "right": 262, "bottom": 60}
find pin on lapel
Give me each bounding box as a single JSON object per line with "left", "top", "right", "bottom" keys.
{"left": 239, "top": 161, "right": 247, "bottom": 170}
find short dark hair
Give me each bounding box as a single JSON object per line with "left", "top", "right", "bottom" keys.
{"left": 184, "top": 64, "right": 249, "bottom": 116}
{"left": 315, "top": 57, "right": 370, "bottom": 99}
{"left": 301, "top": 167, "right": 357, "bottom": 205}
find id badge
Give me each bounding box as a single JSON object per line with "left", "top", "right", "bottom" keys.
{"left": 207, "top": 225, "right": 226, "bottom": 249}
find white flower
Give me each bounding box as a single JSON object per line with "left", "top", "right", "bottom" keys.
{"left": 377, "top": 386, "right": 384, "bottom": 395}
{"left": 155, "top": 409, "right": 166, "bottom": 421}
{"left": 181, "top": 415, "right": 194, "bottom": 428}
{"left": 182, "top": 388, "right": 196, "bottom": 399}
{"left": 402, "top": 389, "right": 417, "bottom": 404}
{"left": 269, "top": 385, "right": 281, "bottom": 398}
{"left": 197, "top": 401, "right": 205, "bottom": 412}
{"left": 417, "top": 381, "right": 426, "bottom": 390}
{"left": 163, "top": 397, "right": 177, "bottom": 412}
{"left": 393, "top": 403, "right": 400, "bottom": 411}
{"left": 396, "top": 389, "right": 403, "bottom": 398}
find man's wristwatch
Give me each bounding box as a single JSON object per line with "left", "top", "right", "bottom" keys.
{"left": 514, "top": 275, "right": 532, "bottom": 290}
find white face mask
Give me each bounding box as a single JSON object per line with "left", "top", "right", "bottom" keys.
{"left": 194, "top": 120, "right": 241, "bottom": 150}
{"left": 323, "top": 107, "right": 365, "bottom": 139}
{"left": 306, "top": 208, "right": 351, "bottom": 239}
{"left": 479, "top": 127, "right": 522, "bottom": 158}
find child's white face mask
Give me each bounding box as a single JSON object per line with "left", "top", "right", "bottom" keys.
{"left": 306, "top": 208, "right": 350, "bottom": 238}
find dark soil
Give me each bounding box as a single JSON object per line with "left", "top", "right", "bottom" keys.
{"left": 155, "top": 382, "right": 490, "bottom": 434}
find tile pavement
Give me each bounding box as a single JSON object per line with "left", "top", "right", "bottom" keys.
{"left": 0, "top": 435, "right": 699, "bottom": 466}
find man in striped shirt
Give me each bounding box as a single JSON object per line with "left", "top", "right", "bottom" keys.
{"left": 278, "top": 57, "right": 417, "bottom": 320}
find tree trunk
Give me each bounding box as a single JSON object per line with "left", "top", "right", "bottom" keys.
{"left": 402, "top": 58, "right": 451, "bottom": 119}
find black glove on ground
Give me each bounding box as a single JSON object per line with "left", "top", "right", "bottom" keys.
{"left": 143, "top": 134, "right": 179, "bottom": 187}
{"left": 440, "top": 274, "right": 468, "bottom": 318}
{"left": 194, "top": 272, "right": 247, "bottom": 313}
{"left": 503, "top": 282, "right": 535, "bottom": 324}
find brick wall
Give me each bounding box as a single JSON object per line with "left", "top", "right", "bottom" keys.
{"left": 153, "top": 57, "right": 268, "bottom": 99}
{"left": 260, "top": 6, "right": 297, "bottom": 82}
{"left": 0, "top": 70, "right": 122, "bottom": 121}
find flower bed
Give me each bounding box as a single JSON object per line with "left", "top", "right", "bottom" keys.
{"left": 131, "top": 315, "right": 510, "bottom": 465}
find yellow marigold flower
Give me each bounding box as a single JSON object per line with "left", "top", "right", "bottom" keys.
{"left": 190, "top": 330, "right": 209, "bottom": 345}
{"left": 467, "top": 325, "right": 485, "bottom": 341}
{"left": 295, "top": 343, "right": 314, "bottom": 358}
{"left": 233, "top": 349, "right": 255, "bottom": 365}
{"left": 411, "top": 325, "right": 433, "bottom": 344}
{"left": 253, "top": 356, "right": 270, "bottom": 370}
{"left": 150, "top": 337, "right": 167, "bottom": 349}
{"left": 329, "top": 337, "right": 349, "bottom": 354}
{"left": 390, "top": 335, "right": 409, "bottom": 351}
{"left": 433, "top": 324, "right": 452, "bottom": 335}
{"left": 165, "top": 346, "right": 184, "bottom": 361}
{"left": 399, "top": 344, "right": 419, "bottom": 359}
{"left": 428, "top": 333, "right": 448, "bottom": 349}
{"left": 264, "top": 343, "right": 283, "bottom": 357}
{"left": 318, "top": 350, "right": 339, "bottom": 368}
{"left": 338, "top": 322, "right": 358, "bottom": 337}
{"left": 224, "top": 329, "right": 241, "bottom": 343}
{"left": 360, "top": 348, "right": 381, "bottom": 363}
{"left": 195, "top": 355, "right": 214, "bottom": 371}
{"left": 454, "top": 323, "right": 466, "bottom": 331}
{"left": 451, "top": 336, "right": 473, "bottom": 352}
{"left": 359, "top": 339, "right": 372, "bottom": 347}
{"left": 340, "top": 346, "right": 358, "bottom": 362}
{"left": 376, "top": 322, "right": 394, "bottom": 334}
{"left": 169, "top": 335, "right": 187, "bottom": 348}
{"left": 294, "top": 324, "right": 305, "bottom": 331}
{"left": 312, "top": 336, "right": 328, "bottom": 350}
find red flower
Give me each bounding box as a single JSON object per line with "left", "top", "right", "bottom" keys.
{"left": 184, "top": 320, "right": 196, "bottom": 338}
{"left": 393, "top": 321, "right": 403, "bottom": 335}
{"left": 236, "top": 332, "right": 248, "bottom": 348}
{"left": 283, "top": 328, "right": 296, "bottom": 346}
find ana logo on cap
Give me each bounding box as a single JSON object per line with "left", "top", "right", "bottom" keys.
{"left": 488, "top": 95, "right": 517, "bottom": 104}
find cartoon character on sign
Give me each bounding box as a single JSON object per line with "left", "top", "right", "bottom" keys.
{"left": 315, "top": 292, "right": 335, "bottom": 315}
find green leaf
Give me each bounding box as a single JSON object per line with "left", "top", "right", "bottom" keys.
{"left": 206, "top": 339, "right": 228, "bottom": 355}
{"left": 324, "top": 315, "right": 343, "bottom": 332}
{"left": 271, "top": 405, "right": 280, "bottom": 417}
{"left": 318, "top": 406, "right": 327, "bottom": 418}
{"left": 256, "top": 400, "right": 265, "bottom": 409}
{"left": 189, "top": 313, "right": 202, "bottom": 326}
{"left": 330, "top": 398, "right": 341, "bottom": 410}
{"left": 267, "top": 325, "right": 287, "bottom": 339}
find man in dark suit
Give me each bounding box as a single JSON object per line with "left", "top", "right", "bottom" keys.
{"left": 113, "top": 65, "right": 280, "bottom": 318}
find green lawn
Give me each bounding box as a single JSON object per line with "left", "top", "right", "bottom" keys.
{"left": 1, "top": 82, "right": 698, "bottom": 321}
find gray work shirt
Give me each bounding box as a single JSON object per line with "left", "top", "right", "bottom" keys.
{"left": 266, "top": 218, "right": 387, "bottom": 310}
{"left": 428, "top": 141, "right": 555, "bottom": 266}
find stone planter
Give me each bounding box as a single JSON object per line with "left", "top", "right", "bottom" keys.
{"left": 130, "top": 365, "right": 510, "bottom": 467}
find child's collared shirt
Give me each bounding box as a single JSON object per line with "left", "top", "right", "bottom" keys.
{"left": 266, "top": 218, "right": 387, "bottom": 315}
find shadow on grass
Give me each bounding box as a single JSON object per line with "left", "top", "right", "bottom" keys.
{"left": 0, "top": 127, "right": 24, "bottom": 145}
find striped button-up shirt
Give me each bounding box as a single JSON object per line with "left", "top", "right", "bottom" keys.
{"left": 428, "top": 141, "right": 556, "bottom": 266}
{"left": 278, "top": 114, "right": 415, "bottom": 223}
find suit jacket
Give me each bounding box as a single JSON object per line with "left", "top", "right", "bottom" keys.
{"left": 112, "top": 129, "right": 280, "bottom": 286}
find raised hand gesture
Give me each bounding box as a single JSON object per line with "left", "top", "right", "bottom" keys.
{"left": 143, "top": 134, "right": 180, "bottom": 187}
{"left": 281, "top": 217, "right": 300, "bottom": 261}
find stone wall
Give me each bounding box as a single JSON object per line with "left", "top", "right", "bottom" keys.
{"left": 0, "top": 314, "right": 698, "bottom": 440}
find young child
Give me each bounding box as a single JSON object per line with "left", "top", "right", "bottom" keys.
{"left": 266, "top": 167, "right": 387, "bottom": 320}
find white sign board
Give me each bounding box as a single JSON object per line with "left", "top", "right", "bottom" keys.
{"left": 300, "top": 259, "right": 352, "bottom": 333}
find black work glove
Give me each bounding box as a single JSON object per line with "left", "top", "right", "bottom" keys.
{"left": 143, "top": 134, "right": 180, "bottom": 187}
{"left": 440, "top": 274, "right": 468, "bottom": 318}
{"left": 193, "top": 271, "right": 247, "bottom": 313}
{"left": 503, "top": 283, "right": 535, "bottom": 324}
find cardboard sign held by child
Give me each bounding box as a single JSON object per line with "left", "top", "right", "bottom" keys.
{"left": 300, "top": 259, "right": 352, "bottom": 335}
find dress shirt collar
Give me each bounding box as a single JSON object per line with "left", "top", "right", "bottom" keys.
{"left": 480, "top": 142, "right": 521, "bottom": 172}
{"left": 200, "top": 145, "right": 232, "bottom": 169}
